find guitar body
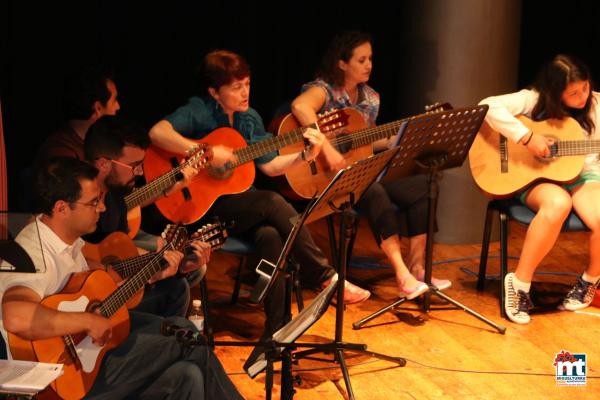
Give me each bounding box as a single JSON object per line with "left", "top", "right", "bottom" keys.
{"left": 469, "top": 116, "right": 587, "bottom": 198}
{"left": 274, "top": 109, "right": 370, "bottom": 199}
{"left": 8, "top": 270, "right": 130, "bottom": 400}
{"left": 144, "top": 127, "right": 254, "bottom": 224}
{"left": 82, "top": 232, "right": 143, "bottom": 308}
{"left": 127, "top": 206, "right": 141, "bottom": 238}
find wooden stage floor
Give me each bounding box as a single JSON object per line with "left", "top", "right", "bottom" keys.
{"left": 199, "top": 216, "right": 600, "bottom": 399}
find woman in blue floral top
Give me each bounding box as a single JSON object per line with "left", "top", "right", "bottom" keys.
{"left": 292, "top": 31, "right": 451, "bottom": 299}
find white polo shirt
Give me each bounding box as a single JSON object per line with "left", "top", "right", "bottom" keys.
{"left": 0, "top": 216, "right": 88, "bottom": 358}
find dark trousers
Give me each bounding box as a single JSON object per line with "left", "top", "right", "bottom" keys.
{"left": 206, "top": 190, "right": 335, "bottom": 334}
{"left": 356, "top": 175, "right": 430, "bottom": 244}
{"left": 134, "top": 276, "right": 190, "bottom": 318}
{"left": 86, "top": 311, "right": 243, "bottom": 400}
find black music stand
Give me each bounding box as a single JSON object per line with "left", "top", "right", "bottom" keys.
{"left": 242, "top": 149, "right": 408, "bottom": 399}
{"left": 351, "top": 106, "right": 506, "bottom": 334}
{"left": 0, "top": 212, "right": 40, "bottom": 274}
{"left": 279, "top": 148, "right": 408, "bottom": 400}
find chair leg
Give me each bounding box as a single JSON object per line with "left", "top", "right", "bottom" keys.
{"left": 231, "top": 255, "right": 247, "bottom": 305}
{"left": 499, "top": 211, "right": 509, "bottom": 318}
{"left": 477, "top": 203, "right": 496, "bottom": 291}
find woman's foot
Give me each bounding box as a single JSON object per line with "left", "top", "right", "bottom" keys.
{"left": 320, "top": 274, "right": 371, "bottom": 304}
{"left": 412, "top": 269, "right": 452, "bottom": 290}
{"left": 397, "top": 275, "right": 428, "bottom": 300}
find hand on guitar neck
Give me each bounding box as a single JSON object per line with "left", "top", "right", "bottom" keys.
{"left": 179, "top": 237, "right": 212, "bottom": 274}
{"left": 147, "top": 248, "right": 184, "bottom": 284}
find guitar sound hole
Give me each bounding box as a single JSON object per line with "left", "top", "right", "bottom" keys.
{"left": 334, "top": 134, "right": 353, "bottom": 154}
{"left": 207, "top": 165, "right": 233, "bottom": 180}
{"left": 101, "top": 255, "right": 121, "bottom": 265}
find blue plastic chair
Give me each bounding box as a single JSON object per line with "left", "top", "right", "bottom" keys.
{"left": 477, "top": 198, "right": 589, "bottom": 316}
{"left": 219, "top": 236, "right": 257, "bottom": 304}
{"left": 219, "top": 235, "right": 304, "bottom": 309}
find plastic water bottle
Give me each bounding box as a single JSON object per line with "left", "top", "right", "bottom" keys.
{"left": 188, "top": 299, "right": 204, "bottom": 332}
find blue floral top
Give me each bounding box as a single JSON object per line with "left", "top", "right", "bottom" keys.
{"left": 164, "top": 96, "right": 277, "bottom": 165}
{"left": 301, "top": 79, "right": 380, "bottom": 128}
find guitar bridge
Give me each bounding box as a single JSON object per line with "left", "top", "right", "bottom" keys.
{"left": 500, "top": 136, "right": 508, "bottom": 173}
{"left": 63, "top": 335, "right": 82, "bottom": 369}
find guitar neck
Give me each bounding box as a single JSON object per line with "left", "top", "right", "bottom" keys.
{"left": 556, "top": 139, "right": 600, "bottom": 156}
{"left": 110, "top": 229, "right": 224, "bottom": 279}
{"left": 330, "top": 119, "right": 406, "bottom": 151}
{"left": 232, "top": 122, "right": 317, "bottom": 167}
{"left": 111, "top": 252, "right": 156, "bottom": 279}
{"left": 124, "top": 168, "right": 182, "bottom": 210}
{"left": 99, "top": 246, "right": 172, "bottom": 317}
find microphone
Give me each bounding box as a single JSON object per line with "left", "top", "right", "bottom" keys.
{"left": 160, "top": 320, "right": 208, "bottom": 345}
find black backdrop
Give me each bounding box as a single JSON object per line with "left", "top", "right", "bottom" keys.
{"left": 2, "top": 0, "right": 600, "bottom": 209}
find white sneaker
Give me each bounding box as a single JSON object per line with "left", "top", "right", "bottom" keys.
{"left": 561, "top": 277, "right": 598, "bottom": 311}
{"left": 504, "top": 272, "right": 533, "bottom": 324}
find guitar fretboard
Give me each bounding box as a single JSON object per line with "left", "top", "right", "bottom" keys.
{"left": 555, "top": 139, "right": 600, "bottom": 156}
{"left": 110, "top": 232, "right": 222, "bottom": 279}
{"left": 232, "top": 122, "right": 317, "bottom": 167}
{"left": 124, "top": 147, "right": 206, "bottom": 210}
{"left": 100, "top": 245, "right": 172, "bottom": 317}
{"left": 330, "top": 119, "right": 407, "bottom": 150}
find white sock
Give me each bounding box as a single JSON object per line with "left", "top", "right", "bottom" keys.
{"left": 512, "top": 274, "right": 531, "bottom": 293}
{"left": 582, "top": 272, "right": 600, "bottom": 285}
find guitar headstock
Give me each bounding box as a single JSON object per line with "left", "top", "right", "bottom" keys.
{"left": 424, "top": 102, "right": 453, "bottom": 114}
{"left": 161, "top": 223, "right": 189, "bottom": 252}
{"left": 316, "top": 109, "right": 351, "bottom": 133}
{"left": 185, "top": 143, "right": 212, "bottom": 170}
{"left": 192, "top": 221, "right": 228, "bottom": 250}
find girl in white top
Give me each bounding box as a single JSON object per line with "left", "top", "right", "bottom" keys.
{"left": 480, "top": 54, "right": 600, "bottom": 324}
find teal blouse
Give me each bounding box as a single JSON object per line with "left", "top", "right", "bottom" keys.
{"left": 164, "top": 96, "right": 277, "bottom": 165}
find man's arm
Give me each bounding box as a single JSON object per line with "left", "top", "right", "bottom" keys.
{"left": 2, "top": 286, "right": 112, "bottom": 345}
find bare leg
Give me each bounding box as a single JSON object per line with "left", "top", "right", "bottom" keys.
{"left": 516, "top": 183, "right": 572, "bottom": 282}
{"left": 571, "top": 182, "right": 600, "bottom": 276}
{"left": 380, "top": 235, "right": 422, "bottom": 292}
{"left": 406, "top": 233, "right": 426, "bottom": 274}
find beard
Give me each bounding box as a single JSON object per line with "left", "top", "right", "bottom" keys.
{"left": 105, "top": 171, "right": 136, "bottom": 197}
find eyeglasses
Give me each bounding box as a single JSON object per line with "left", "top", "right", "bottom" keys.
{"left": 110, "top": 158, "right": 144, "bottom": 174}
{"left": 72, "top": 192, "right": 106, "bottom": 211}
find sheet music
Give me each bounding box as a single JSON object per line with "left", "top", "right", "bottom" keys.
{"left": 0, "top": 360, "right": 63, "bottom": 394}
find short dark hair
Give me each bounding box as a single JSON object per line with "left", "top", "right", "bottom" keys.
{"left": 317, "top": 31, "right": 372, "bottom": 87}
{"left": 33, "top": 157, "right": 99, "bottom": 215}
{"left": 63, "top": 66, "right": 115, "bottom": 120}
{"left": 84, "top": 116, "right": 150, "bottom": 161}
{"left": 202, "top": 50, "right": 250, "bottom": 90}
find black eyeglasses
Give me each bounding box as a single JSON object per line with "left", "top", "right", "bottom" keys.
{"left": 72, "top": 192, "right": 106, "bottom": 211}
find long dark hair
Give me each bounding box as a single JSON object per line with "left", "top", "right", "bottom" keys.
{"left": 532, "top": 54, "right": 595, "bottom": 134}
{"left": 316, "top": 31, "right": 372, "bottom": 87}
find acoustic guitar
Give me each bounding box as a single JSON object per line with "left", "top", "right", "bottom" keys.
{"left": 124, "top": 144, "right": 210, "bottom": 238}
{"left": 469, "top": 115, "right": 600, "bottom": 197}
{"left": 82, "top": 222, "right": 226, "bottom": 309}
{"left": 272, "top": 103, "right": 452, "bottom": 199}
{"left": 8, "top": 224, "right": 187, "bottom": 400}
{"left": 143, "top": 109, "right": 349, "bottom": 224}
